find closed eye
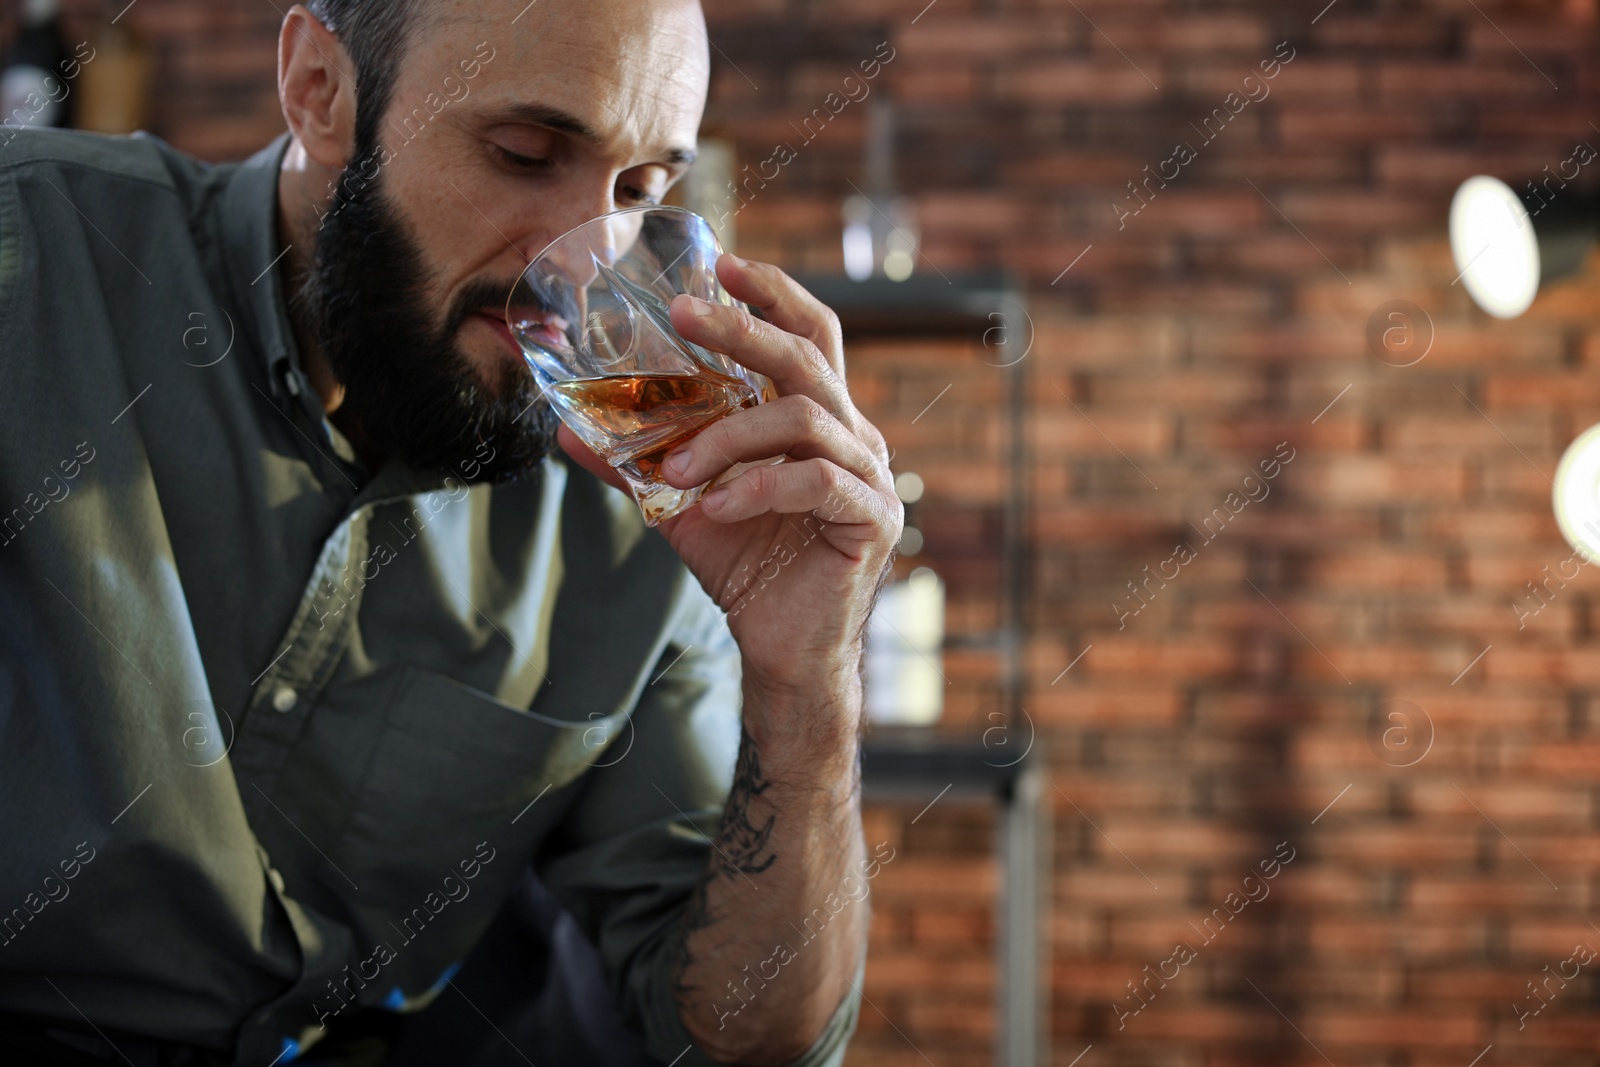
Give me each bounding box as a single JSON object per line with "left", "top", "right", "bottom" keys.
{"left": 493, "top": 145, "right": 552, "bottom": 174}
{"left": 618, "top": 183, "right": 661, "bottom": 207}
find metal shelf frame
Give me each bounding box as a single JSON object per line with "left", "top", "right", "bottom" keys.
{"left": 799, "top": 274, "right": 1048, "bottom": 1067}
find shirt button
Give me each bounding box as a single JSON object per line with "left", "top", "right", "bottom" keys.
{"left": 271, "top": 686, "right": 298, "bottom": 713}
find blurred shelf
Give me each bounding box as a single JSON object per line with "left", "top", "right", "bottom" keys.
{"left": 790, "top": 272, "right": 1022, "bottom": 337}
{"left": 862, "top": 734, "right": 1026, "bottom": 803}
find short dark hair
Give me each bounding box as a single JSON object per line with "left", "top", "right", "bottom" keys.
{"left": 304, "top": 0, "right": 426, "bottom": 152}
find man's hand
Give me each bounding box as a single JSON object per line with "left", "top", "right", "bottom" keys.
{"left": 556, "top": 254, "right": 903, "bottom": 709}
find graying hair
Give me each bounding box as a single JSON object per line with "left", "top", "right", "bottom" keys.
{"left": 304, "top": 0, "right": 426, "bottom": 152}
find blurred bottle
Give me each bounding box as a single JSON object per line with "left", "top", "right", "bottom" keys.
{"left": 0, "top": 3, "right": 20, "bottom": 76}
{"left": 0, "top": 0, "right": 149, "bottom": 136}
{"left": 842, "top": 95, "right": 920, "bottom": 282}
{"left": 1, "top": 0, "right": 74, "bottom": 130}
{"left": 67, "top": 0, "right": 150, "bottom": 134}
{"left": 865, "top": 566, "right": 945, "bottom": 726}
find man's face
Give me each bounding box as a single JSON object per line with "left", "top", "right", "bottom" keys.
{"left": 302, "top": 0, "right": 709, "bottom": 482}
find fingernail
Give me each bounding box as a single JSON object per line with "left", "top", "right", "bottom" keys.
{"left": 689, "top": 296, "right": 714, "bottom": 318}
{"left": 666, "top": 448, "right": 693, "bottom": 477}
{"left": 725, "top": 254, "right": 748, "bottom": 269}
{"left": 701, "top": 487, "right": 729, "bottom": 508}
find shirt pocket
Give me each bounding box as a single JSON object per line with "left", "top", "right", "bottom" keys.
{"left": 336, "top": 663, "right": 622, "bottom": 852}
{"left": 321, "top": 664, "right": 631, "bottom": 1003}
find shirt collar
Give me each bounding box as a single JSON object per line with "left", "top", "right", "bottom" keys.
{"left": 217, "top": 131, "right": 301, "bottom": 401}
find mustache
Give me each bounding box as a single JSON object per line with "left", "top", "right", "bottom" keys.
{"left": 450, "top": 276, "right": 532, "bottom": 333}
{"left": 504, "top": 272, "right": 586, "bottom": 350}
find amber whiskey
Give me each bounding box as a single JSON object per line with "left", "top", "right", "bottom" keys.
{"left": 548, "top": 371, "right": 762, "bottom": 524}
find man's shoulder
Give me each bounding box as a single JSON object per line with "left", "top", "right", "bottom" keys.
{"left": 0, "top": 127, "right": 215, "bottom": 202}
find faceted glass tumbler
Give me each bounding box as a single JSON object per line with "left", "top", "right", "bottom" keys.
{"left": 506, "top": 206, "right": 777, "bottom": 526}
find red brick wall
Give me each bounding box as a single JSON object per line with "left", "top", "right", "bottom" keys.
{"left": 119, "top": 1, "right": 284, "bottom": 161}
{"left": 117, "top": 1, "right": 1600, "bottom": 1064}
{"left": 697, "top": 2, "right": 1600, "bottom": 1065}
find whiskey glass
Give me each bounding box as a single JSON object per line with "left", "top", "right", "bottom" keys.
{"left": 506, "top": 206, "right": 777, "bottom": 526}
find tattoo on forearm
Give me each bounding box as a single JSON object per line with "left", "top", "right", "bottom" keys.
{"left": 713, "top": 732, "right": 778, "bottom": 879}
{"left": 673, "top": 730, "right": 778, "bottom": 997}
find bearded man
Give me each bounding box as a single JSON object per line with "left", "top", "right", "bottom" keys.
{"left": 0, "top": 1, "right": 901, "bottom": 1064}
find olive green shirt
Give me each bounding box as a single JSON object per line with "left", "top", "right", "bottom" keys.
{"left": 0, "top": 128, "right": 858, "bottom": 1066}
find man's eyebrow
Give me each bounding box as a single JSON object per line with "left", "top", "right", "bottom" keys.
{"left": 484, "top": 102, "right": 698, "bottom": 168}
{"left": 489, "top": 102, "right": 600, "bottom": 141}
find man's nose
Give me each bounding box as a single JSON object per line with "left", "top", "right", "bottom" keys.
{"left": 516, "top": 180, "right": 625, "bottom": 284}
{"left": 539, "top": 222, "right": 617, "bottom": 290}
{"left": 535, "top": 211, "right": 647, "bottom": 294}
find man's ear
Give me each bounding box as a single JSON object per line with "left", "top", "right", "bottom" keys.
{"left": 278, "top": 4, "right": 358, "bottom": 170}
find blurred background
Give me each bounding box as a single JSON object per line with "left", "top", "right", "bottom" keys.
{"left": 9, "top": 0, "right": 1600, "bottom": 1064}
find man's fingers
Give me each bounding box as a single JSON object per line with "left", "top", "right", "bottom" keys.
{"left": 669, "top": 295, "right": 849, "bottom": 416}
{"left": 715, "top": 255, "right": 846, "bottom": 380}
{"left": 669, "top": 258, "right": 894, "bottom": 467}
{"left": 662, "top": 395, "right": 886, "bottom": 493}
{"left": 699, "top": 456, "right": 900, "bottom": 539}
{"left": 668, "top": 293, "right": 831, "bottom": 397}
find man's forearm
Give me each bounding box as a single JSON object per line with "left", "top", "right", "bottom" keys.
{"left": 672, "top": 676, "right": 871, "bottom": 1065}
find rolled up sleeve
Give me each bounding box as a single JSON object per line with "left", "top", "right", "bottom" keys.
{"left": 535, "top": 577, "right": 862, "bottom": 1067}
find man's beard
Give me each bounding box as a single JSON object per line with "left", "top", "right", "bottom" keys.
{"left": 294, "top": 162, "right": 558, "bottom": 485}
